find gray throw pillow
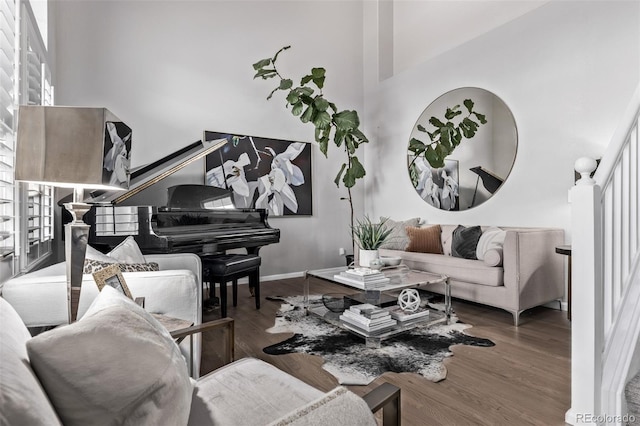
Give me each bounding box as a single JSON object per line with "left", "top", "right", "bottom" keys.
{"left": 378, "top": 217, "right": 420, "bottom": 250}
{"left": 451, "top": 225, "right": 482, "bottom": 260}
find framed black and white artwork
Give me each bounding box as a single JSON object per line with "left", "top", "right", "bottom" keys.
{"left": 204, "top": 131, "right": 312, "bottom": 216}
{"left": 409, "top": 157, "right": 459, "bottom": 211}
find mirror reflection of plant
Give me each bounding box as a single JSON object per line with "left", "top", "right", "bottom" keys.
{"left": 408, "top": 99, "right": 487, "bottom": 169}
{"left": 352, "top": 216, "right": 392, "bottom": 251}
{"left": 253, "top": 46, "right": 368, "bottom": 254}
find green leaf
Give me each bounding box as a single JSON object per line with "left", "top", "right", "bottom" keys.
{"left": 286, "top": 91, "right": 299, "bottom": 104}
{"left": 311, "top": 67, "right": 325, "bottom": 78}
{"left": 328, "top": 102, "right": 337, "bottom": 113}
{"left": 344, "top": 133, "right": 356, "bottom": 154}
{"left": 301, "top": 75, "right": 313, "bottom": 85}
{"left": 291, "top": 101, "right": 304, "bottom": 116}
{"left": 351, "top": 128, "right": 368, "bottom": 144}
{"left": 319, "top": 136, "right": 330, "bottom": 157}
{"left": 253, "top": 69, "right": 277, "bottom": 80}
{"left": 344, "top": 156, "right": 366, "bottom": 188}
{"left": 300, "top": 105, "right": 315, "bottom": 123}
{"left": 334, "top": 110, "right": 359, "bottom": 130}
{"left": 473, "top": 112, "right": 487, "bottom": 124}
{"left": 252, "top": 58, "right": 272, "bottom": 70}
{"left": 452, "top": 128, "right": 462, "bottom": 146}
{"left": 334, "top": 163, "right": 347, "bottom": 186}
{"left": 429, "top": 116, "right": 445, "bottom": 128}
{"left": 409, "top": 138, "right": 426, "bottom": 151}
{"left": 266, "top": 87, "right": 278, "bottom": 100}
{"left": 279, "top": 79, "right": 293, "bottom": 90}
{"left": 313, "top": 77, "right": 325, "bottom": 89}
{"left": 297, "top": 87, "right": 314, "bottom": 97}
{"left": 463, "top": 99, "right": 474, "bottom": 113}
{"left": 313, "top": 111, "right": 331, "bottom": 129}
{"left": 417, "top": 124, "right": 428, "bottom": 133}
{"left": 271, "top": 45, "right": 290, "bottom": 64}
{"left": 314, "top": 97, "right": 329, "bottom": 112}
{"left": 444, "top": 106, "right": 462, "bottom": 120}
{"left": 461, "top": 117, "right": 479, "bottom": 138}
{"left": 425, "top": 146, "right": 444, "bottom": 168}
{"left": 334, "top": 128, "right": 346, "bottom": 147}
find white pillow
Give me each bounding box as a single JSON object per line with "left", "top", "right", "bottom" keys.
{"left": 85, "top": 245, "right": 116, "bottom": 263}
{"left": 108, "top": 236, "right": 146, "bottom": 263}
{"left": 476, "top": 227, "right": 506, "bottom": 261}
{"left": 26, "top": 286, "right": 193, "bottom": 426}
{"left": 483, "top": 248, "right": 504, "bottom": 267}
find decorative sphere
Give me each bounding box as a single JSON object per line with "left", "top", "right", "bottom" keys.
{"left": 369, "top": 258, "right": 384, "bottom": 271}
{"left": 398, "top": 289, "right": 421, "bottom": 312}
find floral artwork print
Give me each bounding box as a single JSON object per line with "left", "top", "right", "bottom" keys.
{"left": 409, "top": 157, "right": 459, "bottom": 211}
{"left": 204, "top": 131, "right": 312, "bottom": 216}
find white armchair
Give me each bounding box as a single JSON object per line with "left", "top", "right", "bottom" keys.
{"left": 1, "top": 253, "right": 203, "bottom": 376}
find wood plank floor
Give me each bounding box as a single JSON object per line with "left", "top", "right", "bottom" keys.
{"left": 201, "top": 277, "right": 571, "bottom": 426}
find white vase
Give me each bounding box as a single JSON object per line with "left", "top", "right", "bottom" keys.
{"left": 358, "top": 249, "right": 378, "bottom": 268}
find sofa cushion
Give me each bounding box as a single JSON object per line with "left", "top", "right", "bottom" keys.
{"left": 378, "top": 217, "right": 420, "bottom": 250}
{"left": 188, "top": 357, "right": 324, "bottom": 425}
{"left": 0, "top": 298, "right": 62, "bottom": 426}
{"left": 451, "top": 225, "right": 482, "bottom": 259}
{"left": 26, "top": 286, "right": 193, "bottom": 426}
{"left": 440, "top": 224, "right": 457, "bottom": 256}
{"left": 379, "top": 249, "right": 504, "bottom": 287}
{"left": 267, "top": 386, "right": 376, "bottom": 426}
{"left": 406, "top": 225, "right": 443, "bottom": 254}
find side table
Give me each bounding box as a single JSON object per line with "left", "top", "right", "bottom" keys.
{"left": 555, "top": 245, "right": 572, "bottom": 320}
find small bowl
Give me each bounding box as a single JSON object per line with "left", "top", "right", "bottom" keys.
{"left": 380, "top": 256, "right": 402, "bottom": 267}
{"left": 322, "top": 293, "right": 349, "bottom": 313}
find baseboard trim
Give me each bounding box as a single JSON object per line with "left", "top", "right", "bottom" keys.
{"left": 218, "top": 271, "right": 306, "bottom": 286}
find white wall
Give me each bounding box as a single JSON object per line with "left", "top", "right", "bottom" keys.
{"left": 52, "top": 0, "right": 365, "bottom": 276}
{"left": 364, "top": 1, "right": 639, "bottom": 235}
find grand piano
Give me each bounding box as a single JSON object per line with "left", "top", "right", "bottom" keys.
{"left": 77, "top": 138, "right": 280, "bottom": 256}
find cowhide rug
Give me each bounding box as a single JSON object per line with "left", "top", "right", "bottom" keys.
{"left": 263, "top": 295, "right": 494, "bottom": 385}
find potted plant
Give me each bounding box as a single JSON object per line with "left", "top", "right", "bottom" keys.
{"left": 351, "top": 216, "right": 392, "bottom": 267}
{"left": 253, "top": 46, "right": 368, "bottom": 258}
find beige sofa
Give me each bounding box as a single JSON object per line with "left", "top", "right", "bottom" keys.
{"left": 379, "top": 225, "right": 565, "bottom": 325}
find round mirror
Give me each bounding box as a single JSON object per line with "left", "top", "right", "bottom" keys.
{"left": 407, "top": 87, "right": 517, "bottom": 210}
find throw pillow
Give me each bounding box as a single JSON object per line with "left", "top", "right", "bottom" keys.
{"left": 26, "top": 286, "right": 193, "bottom": 426}
{"left": 85, "top": 245, "right": 116, "bottom": 263}
{"left": 451, "top": 225, "right": 482, "bottom": 260}
{"left": 83, "top": 259, "right": 160, "bottom": 275}
{"left": 108, "top": 236, "right": 146, "bottom": 264}
{"left": 440, "top": 225, "right": 457, "bottom": 256}
{"left": 378, "top": 217, "right": 420, "bottom": 250}
{"left": 405, "top": 225, "right": 443, "bottom": 254}
{"left": 483, "top": 248, "right": 504, "bottom": 267}
{"left": 475, "top": 227, "right": 507, "bottom": 261}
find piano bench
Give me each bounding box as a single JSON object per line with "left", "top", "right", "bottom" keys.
{"left": 201, "top": 254, "right": 262, "bottom": 318}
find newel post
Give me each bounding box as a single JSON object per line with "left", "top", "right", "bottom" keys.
{"left": 566, "top": 157, "right": 604, "bottom": 425}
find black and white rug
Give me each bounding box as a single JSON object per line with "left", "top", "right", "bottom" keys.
{"left": 263, "top": 295, "right": 495, "bottom": 385}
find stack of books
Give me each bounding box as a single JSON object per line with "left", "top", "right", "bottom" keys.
{"left": 385, "top": 305, "right": 430, "bottom": 323}
{"left": 333, "top": 268, "right": 391, "bottom": 289}
{"left": 339, "top": 303, "right": 397, "bottom": 334}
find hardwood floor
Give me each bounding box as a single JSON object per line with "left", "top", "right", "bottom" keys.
{"left": 201, "top": 277, "right": 571, "bottom": 426}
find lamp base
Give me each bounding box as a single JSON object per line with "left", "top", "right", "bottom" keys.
{"left": 65, "top": 221, "right": 89, "bottom": 322}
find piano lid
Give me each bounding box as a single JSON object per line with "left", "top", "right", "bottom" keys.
{"left": 85, "top": 137, "right": 227, "bottom": 205}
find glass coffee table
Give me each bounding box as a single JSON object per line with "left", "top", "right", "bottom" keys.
{"left": 304, "top": 265, "right": 451, "bottom": 347}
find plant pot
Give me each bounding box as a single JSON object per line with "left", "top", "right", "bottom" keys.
{"left": 358, "top": 249, "right": 378, "bottom": 268}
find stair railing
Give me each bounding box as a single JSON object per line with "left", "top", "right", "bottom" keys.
{"left": 566, "top": 84, "right": 640, "bottom": 425}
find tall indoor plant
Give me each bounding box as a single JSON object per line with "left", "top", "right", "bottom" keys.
{"left": 253, "top": 46, "right": 368, "bottom": 255}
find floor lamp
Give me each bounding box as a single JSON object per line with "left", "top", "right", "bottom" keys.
{"left": 15, "top": 106, "right": 132, "bottom": 323}
{"left": 469, "top": 166, "right": 504, "bottom": 207}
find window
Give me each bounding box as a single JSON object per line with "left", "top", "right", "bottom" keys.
{"left": 0, "top": 0, "right": 16, "bottom": 279}
{"left": 17, "top": 1, "right": 53, "bottom": 272}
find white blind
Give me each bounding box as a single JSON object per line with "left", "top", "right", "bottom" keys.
{"left": 0, "top": 0, "right": 15, "bottom": 259}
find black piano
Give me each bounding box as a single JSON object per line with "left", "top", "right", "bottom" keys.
{"left": 77, "top": 139, "right": 280, "bottom": 256}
